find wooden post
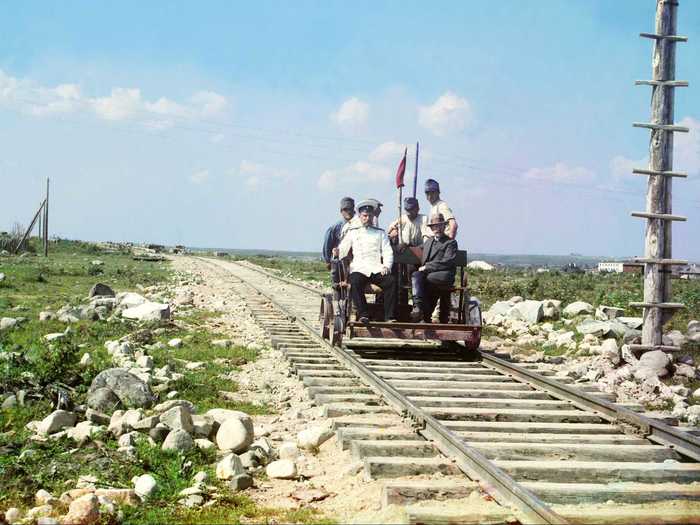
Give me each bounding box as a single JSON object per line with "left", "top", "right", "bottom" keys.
{"left": 629, "top": 0, "right": 689, "bottom": 354}
{"left": 44, "top": 178, "right": 49, "bottom": 256}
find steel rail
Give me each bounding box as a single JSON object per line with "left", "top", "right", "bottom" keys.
{"left": 481, "top": 353, "right": 700, "bottom": 461}
{"left": 228, "top": 257, "right": 700, "bottom": 460}
{"left": 199, "top": 257, "right": 568, "bottom": 525}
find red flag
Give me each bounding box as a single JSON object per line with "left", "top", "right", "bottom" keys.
{"left": 395, "top": 147, "right": 407, "bottom": 188}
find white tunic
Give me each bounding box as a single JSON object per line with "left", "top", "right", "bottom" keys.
{"left": 427, "top": 200, "right": 456, "bottom": 237}
{"left": 387, "top": 213, "right": 429, "bottom": 246}
{"left": 338, "top": 225, "right": 393, "bottom": 277}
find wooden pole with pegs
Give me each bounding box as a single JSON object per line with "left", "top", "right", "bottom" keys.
{"left": 629, "top": 0, "right": 689, "bottom": 354}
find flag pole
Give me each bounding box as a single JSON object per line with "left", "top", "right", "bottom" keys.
{"left": 412, "top": 142, "right": 419, "bottom": 198}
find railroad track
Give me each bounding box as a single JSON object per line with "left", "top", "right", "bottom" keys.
{"left": 197, "top": 256, "right": 700, "bottom": 525}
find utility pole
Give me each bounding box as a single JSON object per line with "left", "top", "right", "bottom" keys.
{"left": 629, "top": 0, "right": 689, "bottom": 354}
{"left": 44, "top": 178, "right": 49, "bottom": 257}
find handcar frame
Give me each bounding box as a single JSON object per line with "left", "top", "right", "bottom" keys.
{"left": 319, "top": 246, "right": 482, "bottom": 350}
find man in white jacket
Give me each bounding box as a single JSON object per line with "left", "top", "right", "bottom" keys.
{"left": 338, "top": 200, "right": 396, "bottom": 324}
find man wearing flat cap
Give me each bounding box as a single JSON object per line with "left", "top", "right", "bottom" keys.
{"left": 411, "top": 212, "right": 458, "bottom": 323}
{"left": 424, "top": 179, "right": 458, "bottom": 240}
{"left": 322, "top": 197, "right": 355, "bottom": 297}
{"left": 386, "top": 197, "right": 429, "bottom": 248}
{"left": 338, "top": 200, "right": 396, "bottom": 324}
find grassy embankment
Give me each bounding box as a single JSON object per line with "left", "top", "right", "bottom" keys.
{"left": 0, "top": 240, "right": 331, "bottom": 524}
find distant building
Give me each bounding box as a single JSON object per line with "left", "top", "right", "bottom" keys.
{"left": 676, "top": 263, "right": 700, "bottom": 280}
{"left": 598, "top": 261, "right": 643, "bottom": 274}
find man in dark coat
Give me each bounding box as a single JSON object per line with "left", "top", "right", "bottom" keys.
{"left": 322, "top": 197, "right": 355, "bottom": 298}
{"left": 410, "top": 213, "right": 457, "bottom": 323}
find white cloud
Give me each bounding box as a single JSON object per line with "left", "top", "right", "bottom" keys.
{"left": 676, "top": 116, "right": 700, "bottom": 175}
{"left": 316, "top": 161, "right": 391, "bottom": 191}
{"left": 610, "top": 155, "right": 647, "bottom": 181}
{"left": 234, "top": 160, "right": 289, "bottom": 189}
{"left": 330, "top": 97, "right": 369, "bottom": 130}
{"left": 0, "top": 68, "right": 228, "bottom": 127}
{"left": 369, "top": 141, "right": 407, "bottom": 162}
{"left": 418, "top": 92, "right": 472, "bottom": 136}
{"left": 189, "top": 170, "right": 209, "bottom": 184}
{"left": 523, "top": 162, "right": 595, "bottom": 184}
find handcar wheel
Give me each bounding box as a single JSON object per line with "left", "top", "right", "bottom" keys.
{"left": 331, "top": 315, "right": 344, "bottom": 347}
{"left": 319, "top": 295, "right": 333, "bottom": 340}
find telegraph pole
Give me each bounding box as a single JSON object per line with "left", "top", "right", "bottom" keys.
{"left": 629, "top": 0, "right": 689, "bottom": 354}
{"left": 44, "top": 178, "right": 49, "bottom": 256}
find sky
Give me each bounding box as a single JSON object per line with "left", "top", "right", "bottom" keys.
{"left": 1, "top": 1, "right": 699, "bottom": 258}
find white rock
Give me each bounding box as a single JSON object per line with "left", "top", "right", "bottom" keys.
{"left": 216, "top": 453, "right": 245, "bottom": 480}
{"left": 193, "top": 471, "right": 208, "bottom": 484}
{"left": 4, "top": 508, "right": 22, "bottom": 523}
{"left": 665, "top": 330, "right": 686, "bottom": 348}
{"left": 160, "top": 406, "right": 194, "bottom": 433}
{"left": 297, "top": 425, "right": 334, "bottom": 450}
{"left": 44, "top": 332, "right": 65, "bottom": 342}
{"left": 266, "top": 459, "right": 297, "bottom": 479}
{"left": 216, "top": 417, "right": 254, "bottom": 453}
{"left": 162, "top": 429, "right": 194, "bottom": 452}
{"left": 509, "top": 300, "right": 544, "bottom": 324}
{"left": 674, "top": 363, "right": 696, "bottom": 379}
{"left": 134, "top": 473, "right": 157, "bottom": 500}
{"left": 122, "top": 302, "right": 171, "bottom": 322}
{"left": 467, "top": 260, "right": 494, "bottom": 271}
{"left": 206, "top": 408, "right": 252, "bottom": 425}
{"left": 136, "top": 355, "right": 154, "bottom": 369}
{"left": 192, "top": 414, "right": 215, "bottom": 438}
{"left": 635, "top": 350, "right": 670, "bottom": 378}
{"left": 278, "top": 441, "right": 300, "bottom": 460}
{"left": 35, "top": 489, "right": 55, "bottom": 506}
{"left": 541, "top": 299, "right": 561, "bottom": 320}
{"left": 118, "top": 292, "right": 147, "bottom": 308}
{"left": 563, "top": 301, "right": 594, "bottom": 317}
{"left": 79, "top": 353, "right": 93, "bottom": 367}
{"left": 691, "top": 388, "right": 700, "bottom": 400}
{"left": 0, "top": 317, "right": 18, "bottom": 331}
{"left": 37, "top": 410, "right": 76, "bottom": 435}
{"left": 595, "top": 305, "right": 625, "bottom": 320}
{"left": 38, "top": 311, "right": 55, "bottom": 321}
{"left": 194, "top": 438, "right": 216, "bottom": 450}
{"left": 599, "top": 338, "right": 620, "bottom": 364}
{"left": 688, "top": 320, "right": 700, "bottom": 334}
{"left": 168, "top": 338, "right": 183, "bottom": 348}
{"left": 67, "top": 421, "right": 102, "bottom": 443}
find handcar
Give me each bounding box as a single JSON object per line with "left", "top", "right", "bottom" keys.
{"left": 319, "top": 246, "right": 482, "bottom": 350}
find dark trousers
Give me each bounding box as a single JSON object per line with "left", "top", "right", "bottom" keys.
{"left": 349, "top": 272, "right": 396, "bottom": 320}
{"left": 412, "top": 270, "right": 452, "bottom": 323}
{"left": 330, "top": 260, "right": 342, "bottom": 300}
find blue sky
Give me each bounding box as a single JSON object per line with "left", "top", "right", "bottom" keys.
{"left": 1, "top": 1, "right": 699, "bottom": 258}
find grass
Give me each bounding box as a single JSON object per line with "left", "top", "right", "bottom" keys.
{"left": 230, "top": 254, "right": 327, "bottom": 284}
{"left": 1, "top": 239, "right": 334, "bottom": 523}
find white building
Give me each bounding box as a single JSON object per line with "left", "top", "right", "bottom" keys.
{"left": 598, "top": 261, "right": 643, "bottom": 274}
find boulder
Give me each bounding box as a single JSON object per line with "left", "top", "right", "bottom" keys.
{"left": 4, "top": 508, "right": 21, "bottom": 523}
{"left": 636, "top": 350, "right": 670, "bottom": 378}
{"left": 563, "top": 301, "right": 594, "bottom": 317}
{"left": 160, "top": 406, "right": 194, "bottom": 433}
{"left": 194, "top": 438, "right": 216, "bottom": 450}
{"left": 134, "top": 474, "right": 157, "bottom": 500}
{"left": 297, "top": 425, "right": 334, "bottom": 450}
{"left": 216, "top": 453, "right": 245, "bottom": 480}
{"left": 88, "top": 283, "right": 115, "bottom": 298}
{"left": 149, "top": 425, "right": 170, "bottom": 443}
{"left": 599, "top": 339, "right": 620, "bottom": 365}
{"left": 576, "top": 319, "right": 612, "bottom": 338}
{"left": 89, "top": 368, "right": 155, "bottom": 409}
{"left": 117, "top": 292, "right": 147, "bottom": 308}
{"left": 0, "top": 317, "right": 18, "bottom": 331}
{"left": 168, "top": 338, "right": 183, "bottom": 348}
{"left": 122, "top": 302, "right": 171, "bottom": 322}
{"left": 39, "top": 311, "right": 55, "bottom": 321}
{"left": 154, "top": 399, "right": 195, "bottom": 414}
{"left": 467, "top": 260, "right": 494, "bottom": 271}
{"left": 541, "top": 300, "right": 561, "bottom": 320}
{"left": 206, "top": 408, "right": 252, "bottom": 426}
{"left": 618, "top": 317, "right": 644, "bottom": 330}
{"left": 67, "top": 421, "right": 102, "bottom": 444}
{"left": 37, "top": 410, "right": 76, "bottom": 435}
{"left": 63, "top": 493, "right": 99, "bottom": 525}
{"left": 216, "top": 417, "right": 254, "bottom": 453}
{"left": 87, "top": 387, "right": 121, "bottom": 413}
{"left": 674, "top": 363, "right": 696, "bottom": 379}
{"left": 596, "top": 305, "right": 625, "bottom": 321}
{"left": 509, "top": 300, "right": 544, "bottom": 324}
{"left": 664, "top": 330, "right": 687, "bottom": 348}
{"left": 486, "top": 301, "right": 512, "bottom": 317}
{"left": 688, "top": 320, "right": 700, "bottom": 334}
{"left": 162, "top": 429, "right": 194, "bottom": 452}
{"left": 212, "top": 339, "right": 233, "bottom": 348}
{"left": 192, "top": 414, "right": 216, "bottom": 438}
{"left": 266, "top": 459, "right": 297, "bottom": 479}
{"left": 230, "top": 473, "right": 254, "bottom": 491}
